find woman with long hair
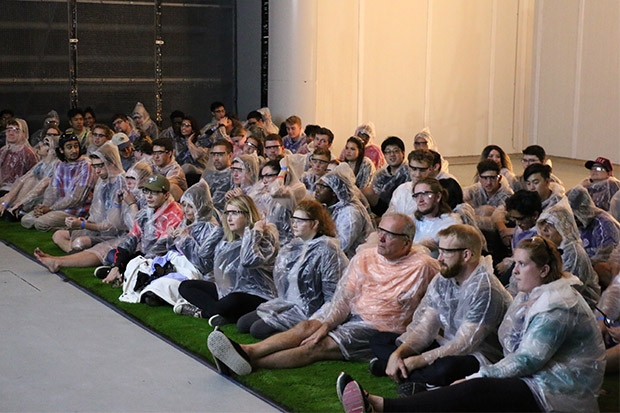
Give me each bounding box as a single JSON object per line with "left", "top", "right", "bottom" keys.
{"left": 175, "top": 195, "right": 278, "bottom": 326}
{"left": 343, "top": 136, "right": 375, "bottom": 190}
{"left": 237, "top": 199, "right": 349, "bottom": 339}
{"left": 479, "top": 144, "right": 516, "bottom": 187}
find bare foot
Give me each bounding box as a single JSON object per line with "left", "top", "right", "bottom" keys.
{"left": 34, "top": 248, "right": 60, "bottom": 273}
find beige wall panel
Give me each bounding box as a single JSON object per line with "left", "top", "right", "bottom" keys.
{"left": 533, "top": 0, "right": 579, "bottom": 158}
{"left": 427, "top": 0, "right": 494, "bottom": 156}
{"left": 576, "top": 1, "right": 620, "bottom": 162}
{"left": 360, "top": 0, "right": 428, "bottom": 153}
{"left": 315, "top": 0, "right": 360, "bottom": 153}
{"left": 490, "top": 0, "right": 520, "bottom": 153}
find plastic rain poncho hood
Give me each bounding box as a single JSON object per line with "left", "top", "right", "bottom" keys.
{"left": 257, "top": 107, "right": 280, "bottom": 135}
{"left": 233, "top": 154, "right": 259, "bottom": 191}
{"left": 132, "top": 102, "right": 159, "bottom": 139}
{"left": 480, "top": 275, "right": 605, "bottom": 412}
{"left": 537, "top": 203, "right": 601, "bottom": 307}
{"left": 320, "top": 166, "right": 374, "bottom": 258}
{"left": 583, "top": 176, "right": 620, "bottom": 211}
{"left": 414, "top": 127, "right": 450, "bottom": 173}
{"left": 256, "top": 235, "right": 349, "bottom": 331}
{"left": 0, "top": 118, "right": 38, "bottom": 191}
{"left": 398, "top": 256, "right": 513, "bottom": 365}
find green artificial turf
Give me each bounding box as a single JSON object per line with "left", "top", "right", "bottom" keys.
{"left": 1, "top": 220, "right": 618, "bottom": 412}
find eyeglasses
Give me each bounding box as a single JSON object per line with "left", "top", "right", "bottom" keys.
{"left": 91, "top": 163, "right": 105, "bottom": 169}
{"left": 438, "top": 246, "right": 467, "bottom": 254}
{"left": 126, "top": 176, "right": 137, "bottom": 181}
{"left": 142, "top": 188, "right": 163, "bottom": 195}
{"left": 210, "top": 151, "right": 226, "bottom": 157}
{"left": 223, "top": 209, "right": 246, "bottom": 217}
{"left": 45, "top": 132, "right": 60, "bottom": 137}
{"left": 414, "top": 140, "right": 428, "bottom": 146}
{"left": 231, "top": 167, "right": 244, "bottom": 172}
{"left": 316, "top": 182, "right": 330, "bottom": 189}
{"left": 592, "top": 166, "right": 607, "bottom": 172}
{"left": 260, "top": 173, "right": 279, "bottom": 179}
{"left": 112, "top": 120, "right": 125, "bottom": 126}
{"left": 594, "top": 304, "right": 618, "bottom": 328}
{"left": 245, "top": 141, "right": 258, "bottom": 150}
{"left": 377, "top": 226, "right": 410, "bottom": 240}
{"left": 265, "top": 145, "right": 281, "bottom": 150}
{"left": 214, "top": 109, "right": 226, "bottom": 113}
{"left": 91, "top": 133, "right": 107, "bottom": 138}
{"left": 152, "top": 150, "right": 169, "bottom": 155}
{"left": 6, "top": 127, "right": 19, "bottom": 132}
{"left": 384, "top": 149, "right": 402, "bottom": 155}
{"left": 412, "top": 191, "right": 435, "bottom": 200}
{"left": 291, "top": 216, "right": 316, "bottom": 224}
{"left": 479, "top": 174, "right": 499, "bottom": 181}
{"left": 181, "top": 123, "right": 192, "bottom": 128}
{"left": 311, "top": 158, "right": 330, "bottom": 165}
{"left": 409, "top": 165, "right": 429, "bottom": 172}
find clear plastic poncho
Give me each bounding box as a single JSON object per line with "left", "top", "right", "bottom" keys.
{"left": 351, "top": 157, "right": 375, "bottom": 189}
{"left": 257, "top": 107, "right": 280, "bottom": 135}
{"left": 42, "top": 154, "right": 96, "bottom": 216}
{"left": 414, "top": 127, "right": 450, "bottom": 173}
{"left": 0, "top": 130, "right": 59, "bottom": 211}
{"left": 117, "top": 194, "right": 183, "bottom": 258}
{"left": 480, "top": 275, "right": 606, "bottom": 412}
{"left": 202, "top": 167, "right": 233, "bottom": 212}
{"left": 132, "top": 102, "right": 159, "bottom": 139}
{"left": 582, "top": 176, "right": 620, "bottom": 211}
{"left": 537, "top": 203, "right": 601, "bottom": 308}
{"left": 108, "top": 161, "right": 152, "bottom": 232}
{"left": 352, "top": 122, "right": 386, "bottom": 169}
{"left": 598, "top": 273, "right": 620, "bottom": 320}
{"left": 172, "top": 180, "right": 223, "bottom": 274}
{"left": 247, "top": 156, "right": 307, "bottom": 245}
{"left": 463, "top": 180, "right": 514, "bottom": 209}
{"left": 76, "top": 142, "right": 126, "bottom": 238}
{"left": 321, "top": 166, "right": 374, "bottom": 258}
{"left": 29, "top": 110, "right": 59, "bottom": 147}
{"left": 0, "top": 118, "right": 38, "bottom": 191}
{"left": 414, "top": 213, "right": 461, "bottom": 244}
{"left": 541, "top": 182, "right": 566, "bottom": 211}
{"left": 397, "top": 256, "right": 513, "bottom": 365}
{"left": 567, "top": 185, "right": 620, "bottom": 263}
{"left": 152, "top": 158, "right": 188, "bottom": 193}
{"left": 371, "top": 162, "right": 411, "bottom": 205}
{"left": 314, "top": 245, "right": 439, "bottom": 335}
{"left": 256, "top": 235, "right": 349, "bottom": 331}
{"left": 233, "top": 154, "right": 259, "bottom": 191}
{"left": 385, "top": 182, "right": 417, "bottom": 218}
{"left": 210, "top": 224, "right": 278, "bottom": 300}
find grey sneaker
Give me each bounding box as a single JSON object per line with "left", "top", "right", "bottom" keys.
{"left": 174, "top": 303, "right": 202, "bottom": 318}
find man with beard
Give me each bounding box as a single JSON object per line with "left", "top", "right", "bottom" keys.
{"left": 366, "top": 224, "right": 512, "bottom": 396}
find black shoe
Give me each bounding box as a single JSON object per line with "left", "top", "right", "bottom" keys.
{"left": 208, "top": 314, "right": 230, "bottom": 327}
{"left": 142, "top": 291, "right": 168, "bottom": 307}
{"left": 397, "top": 381, "right": 428, "bottom": 397}
{"left": 94, "top": 265, "right": 112, "bottom": 279}
{"left": 368, "top": 357, "right": 387, "bottom": 377}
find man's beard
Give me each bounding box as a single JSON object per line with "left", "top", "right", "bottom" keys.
{"left": 440, "top": 260, "right": 464, "bottom": 279}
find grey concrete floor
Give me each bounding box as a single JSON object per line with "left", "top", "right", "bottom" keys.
{"left": 0, "top": 243, "right": 279, "bottom": 413}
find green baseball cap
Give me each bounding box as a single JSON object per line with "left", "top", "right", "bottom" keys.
{"left": 140, "top": 174, "right": 170, "bottom": 192}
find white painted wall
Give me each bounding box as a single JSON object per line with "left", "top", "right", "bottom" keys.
{"left": 530, "top": 0, "right": 620, "bottom": 163}
{"left": 267, "top": 0, "right": 533, "bottom": 157}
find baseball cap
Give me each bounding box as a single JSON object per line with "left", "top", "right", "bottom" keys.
{"left": 585, "top": 157, "right": 613, "bottom": 172}
{"left": 111, "top": 132, "right": 131, "bottom": 150}
{"left": 140, "top": 174, "right": 170, "bottom": 192}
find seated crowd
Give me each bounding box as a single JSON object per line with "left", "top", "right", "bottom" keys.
{"left": 1, "top": 101, "right": 619, "bottom": 412}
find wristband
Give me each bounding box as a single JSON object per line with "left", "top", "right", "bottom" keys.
{"left": 114, "top": 204, "right": 121, "bottom": 209}
{"left": 281, "top": 166, "right": 288, "bottom": 171}
{"left": 596, "top": 316, "right": 605, "bottom": 321}
{"left": 80, "top": 220, "right": 86, "bottom": 229}
{"left": 1, "top": 202, "right": 8, "bottom": 208}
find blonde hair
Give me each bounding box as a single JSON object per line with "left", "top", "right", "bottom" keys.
{"left": 222, "top": 195, "right": 262, "bottom": 241}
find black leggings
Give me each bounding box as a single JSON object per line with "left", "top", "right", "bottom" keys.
{"left": 383, "top": 377, "right": 540, "bottom": 412}
{"left": 178, "top": 280, "right": 266, "bottom": 322}
{"left": 236, "top": 310, "right": 280, "bottom": 339}
{"left": 369, "top": 332, "right": 479, "bottom": 386}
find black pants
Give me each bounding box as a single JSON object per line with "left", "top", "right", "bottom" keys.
{"left": 236, "top": 310, "right": 280, "bottom": 339}
{"left": 178, "top": 280, "right": 266, "bottom": 322}
{"left": 369, "top": 332, "right": 479, "bottom": 386}
{"left": 383, "top": 377, "right": 540, "bottom": 412}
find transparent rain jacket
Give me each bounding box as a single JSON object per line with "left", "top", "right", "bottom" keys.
{"left": 257, "top": 235, "right": 348, "bottom": 330}
{"left": 398, "top": 256, "right": 512, "bottom": 365}
{"left": 582, "top": 176, "right": 620, "bottom": 211}
{"left": 117, "top": 195, "right": 183, "bottom": 258}
{"left": 202, "top": 167, "right": 233, "bottom": 212}
{"left": 171, "top": 180, "right": 223, "bottom": 273}
{"left": 314, "top": 245, "right": 439, "bottom": 334}
{"left": 210, "top": 224, "right": 278, "bottom": 300}
{"left": 372, "top": 163, "right": 410, "bottom": 205}
{"left": 537, "top": 203, "right": 601, "bottom": 308}
{"left": 568, "top": 185, "right": 620, "bottom": 263}
{"left": 0, "top": 118, "right": 38, "bottom": 191}
{"left": 351, "top": 157, "right": 375, "bottom": 190}
{"left": 481, "top": 275, "right": 606, "bottom": 412}
{"left": 152, "top": 158, "right": 187, "bottom": 192}
{"left": 598, "top": 274, "right": 620, "bottom": 320}
{"left": 132, "top": 102, "right": 159, "bottom": 139}
{"left": 463, "top": 180, "right": 513, "bottom": 209}
{"left": 321, "top": 167, "right": 374, "bottom": 258}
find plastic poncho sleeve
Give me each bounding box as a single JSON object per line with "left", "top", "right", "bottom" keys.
{"left": 45, "top": 161, "right": 95, "bottom": 211}
{"left": 480, "top": 308, "right": 569, "bottom": 378}
{"left": 316, "top": 262, "right": 358, "bottom": 329}
{"left": 240, "top": 225, "right": 279, "bottom": 269}
{"left": 598, "top": 275, "right": 620, "bottom": 320}
{"left": 355, "top": 158, "right": 375, "bottom": 190}
{"left": 398, "top": 294, "right": 443, "bottom": 353}
{"left": 175, "top": 223, "right": 224, "bottom": 273}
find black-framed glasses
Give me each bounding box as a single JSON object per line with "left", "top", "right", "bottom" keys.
{"left": 260, "top": 173, "right": 279, "bottom": 179}
{"left": 414, "top": 140, "right": 428, "bottom": 146}
{"left": 223, "top": 209, "right": 247, "bottom": 217}
{"left": 438, "top": 246, "right": 467, "bottom": 254}
{"left": 91, "top": 133, "right": 107, "bottom": 138}
{"left": 316, "top": 182, "right": 330, "bottom": 189}
{"left": 91, "top": 163, "right": 105, "bottom": 169}
{"left": 6, "top": 127, "right": 19, "bottom": 132}
{"left": 291, "top": 216, "right": 316, "bottom": 224}
{"left": 142, "top": 188, "right": 164, "bottom": 195}
{"left": 479, "top": 174, "right": 500, "bottom": 181}
{"left": 245, "top": 141, "right": 258, "bottom": 150}
{"left": 384, "top": 149, "right": 402, "bottom": 155}
{"left": 311, "top": 158, "right": 330, "bottom": 165}
{"left": 152, "top": 150, "right": 169, "bottom": 155}
{"left": 593, "top": 304, "right": 617, "bottom": 328}
{"left": 45, "top": 132, "right": 60, "bottom": 137}
{"left": 592, "top": 166, "right": 607, "bottom": 172}
{"left": 409, "top": 165, "right": 429, "bottom": 172}
{"left": 181, "top": 123, "right": 192, "bottom": 128}
{"left": 377, "top": 226, "right": 410, "bottom": 240}
{"left": 210, "top": 151, "right": 226, "bottom": 157}
{"left": 231, "top": 167, "right": 244, "bottom": 172}
{"left": 265, "top": 145, "right": 282, "bottom": 150}
{"left": 412, "top": 191, "right": 435, "bottom": 200}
